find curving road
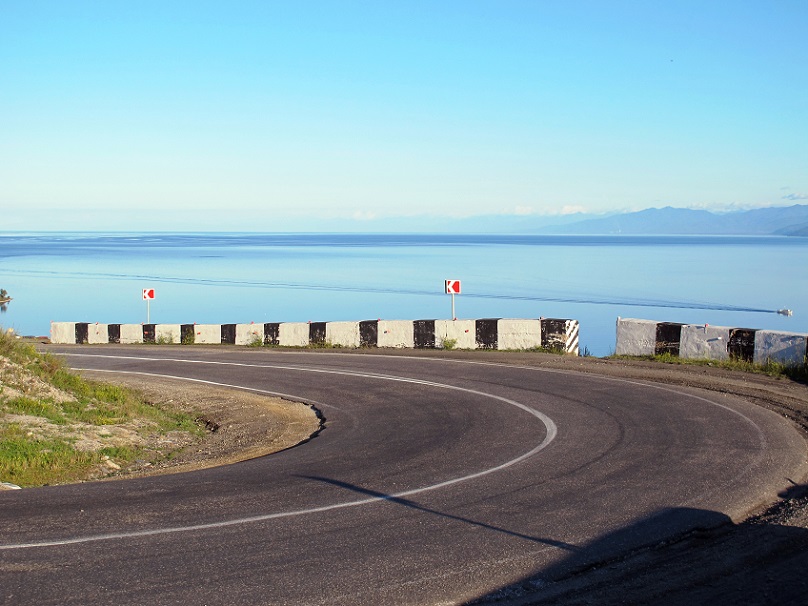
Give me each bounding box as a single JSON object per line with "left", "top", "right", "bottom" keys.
{"left": 1, "top": 346, "right": 805, "bottom": 605}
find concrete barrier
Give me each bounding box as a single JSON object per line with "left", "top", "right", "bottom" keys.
{"left": 680, "top": 324, "right": 730, "bottom": 360}
{"left": 617, "top": 318, "right": 808, "bottom": 366}
{"left": 495, "top": 319, "right": 542, "bottom": 350}
{"left": 263, "top": 323, "right": 280, "bottom": 346}
{"left": 754, "top": 330, "right": 808, "bottom": 366}
{"left": 117, "top": 324, "right": 141, "bottom": 344}
{"left": 181, "top": 324, "right": 195, "bottom": 344}
{"left": 435, "top": 319, "right": 476, "bottom": 349}
{"left": 542, "top": 318, "right": 580, "bottom": 354}
{"left": 194, "top": 324, "right": 221, "bottom": 345}
{"left": 48, "top": 317, "right": 581, "bottom": 355}
{"left": 412, "top": 320, "right": 435, "bottom": 348}
{"left": 377, "top": 320, "right": 414, "bottom": 348}
{"left": 156, "top": 324, "right": 181, "bottom": 344}
{"left": 87, "top": 323, "right": 109, "bottom": 345}
{"left": 359, "top": 320, "right": 378, "bottom": 347}
{"left": 278, "top": 322, "right": 309, "bottom": 347}
{"left": 50, "top": 322, "right": 75, "bottom": 344}
{"left": 74, "top": 322, "right": 89, "bottom": 344}
{"left": 615, "top": 318, "right": 657, "bottom": 356}
{"left": 236, "top": 323, "right": 264, "bottom": 346}
{"left": 221, "top": 324, "right": 237, "bottom": 345}
{"left": 326, "top": 321, "right": 360, "bottom": 348}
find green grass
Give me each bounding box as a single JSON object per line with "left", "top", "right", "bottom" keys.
{"left": 2, "top": 396, "right": 70, "bottom": 425}
{"left": 440, "top": 337, "right": 458, "bottom": 351}
{"left": 305, "top": 339, "right": 339, "bottom": 349}
{"left": 0, "top": 329, "right": 202, "bottom": 486}
{"left": 0, "top": 424, "right": 100, "bottom": 486}
{"left": 612, "top": 352, "right": 808, "bottom": 382}
{"left": 525, "top": 344, "right": 568, "bottom": 355}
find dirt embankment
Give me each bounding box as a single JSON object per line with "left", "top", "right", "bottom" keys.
{"left": 76, "top": 372, "right": 324, "bottom": 478}
{"left": 0, "top": 363, "right": 322, "bottom": 488}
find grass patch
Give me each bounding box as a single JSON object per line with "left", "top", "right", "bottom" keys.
{"left": 3, "top": 396, "right": 69, "bottom": 425}
{"left": 0, "top": 329, "right": 202, "bottom": 486}
{"left": 0, "top": 424, "right": 100, "bottom": 486}
{"left": 441, "top": 337, "right": 458, "bottom": 351}
{"left": 526, "top": 344, "right": 568, "bottom": 355}
{"left": 612, "top": 352, "right": 808, "bottom": 382}
{"left": 247, "top": 335, "right": 264, "bottom": 348}
{"left": 306, "top": 339, "right": 339, "bottom": 349}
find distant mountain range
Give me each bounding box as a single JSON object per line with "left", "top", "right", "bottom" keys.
{"left": 534, "top": 204, "right": 808, "bottom": 236}
{"left": 314, "top": 204, "right": 808, "bottom": 235}
{"left": 89, "top": 204, "right": 801, "bottom": 234}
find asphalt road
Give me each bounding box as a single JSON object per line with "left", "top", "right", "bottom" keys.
{"left": 1, "top": 346, "right": 805, "bottom": 605}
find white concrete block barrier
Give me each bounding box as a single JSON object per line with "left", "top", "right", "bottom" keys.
{"left": 236, "top": 323, "right": 264, "bottom": 346}
{"left": 326, "top": 321, "right": 361, "bottom": 348}
{"left": 276, "top": 323, "right": 310, "bottom": 347}
{"left": 754, "top": 330, "right": 808, "bottom": 366}
{"left": 616, "top": 318, "right": 808, "bottom": 366}
{"left": 50, "top": 322, "right": 76, "bottom": 345}
{"left": 475, "top": 318, "right": 579, "bottom": 354}
{"left": 376, "top": 320, "right": 414, "bottom": 348}
{"left": 435, "top": 319, "right": 477, "bottom": 349}
{"left": 49, "top": 318, "right": 581, "bottom": 355}
{"left": 49, "top": 323, "right": 186, "bottom": 345}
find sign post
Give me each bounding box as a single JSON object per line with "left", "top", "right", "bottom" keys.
{"left": 142, "top": 288, "right": 155, "bottom": 323}
{"left": 444, "top": 279, "right": 461, "bottom": 319}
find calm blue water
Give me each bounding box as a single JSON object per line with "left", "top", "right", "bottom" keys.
{"left": 1, "top": 232, "right": 806, "bottom": 356}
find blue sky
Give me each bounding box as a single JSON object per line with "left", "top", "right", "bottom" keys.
{"left": 2, "top": 1, "right": 807, "bottom": 231}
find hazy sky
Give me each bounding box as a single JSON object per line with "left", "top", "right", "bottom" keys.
{"left": 2, "top": 1, "right": 807, "bottom": 230}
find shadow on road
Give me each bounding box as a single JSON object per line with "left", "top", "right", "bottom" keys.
{"left": 468, "top": 481, "right": 808, "bottom": 605}
{"left": 304, "top": 476, "right": 808, "bottom": 605}
{"left": 301, "top": 475, "right": 580, "bottom": 551}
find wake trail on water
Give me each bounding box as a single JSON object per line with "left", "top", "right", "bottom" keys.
{"left": 0, "top": 268, "right": 779, "bottom": 315}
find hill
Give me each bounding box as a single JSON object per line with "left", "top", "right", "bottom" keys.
{"left": 536, "top": 205, "right": 808, "bottom": 236}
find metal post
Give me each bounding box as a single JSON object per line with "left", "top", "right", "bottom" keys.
{"left": 147, "top": 299, "right": 150, "bottom": 324}
{"left": 451, "top": 293, "right": 455, "bottom": 320}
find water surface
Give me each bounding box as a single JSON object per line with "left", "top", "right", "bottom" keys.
{"left": 1, "top": 233, "right": 805, "bottom": 356}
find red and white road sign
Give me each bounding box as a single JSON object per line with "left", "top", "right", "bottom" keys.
{"left": 445, "top": 280, "right": 461, "bottom": 295}
{"left": 142, "top": 288, "right": 156, "bottom": 300}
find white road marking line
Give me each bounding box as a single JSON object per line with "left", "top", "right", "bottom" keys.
{"left": 1, "top": 354, "right": 557, "bottom": 550}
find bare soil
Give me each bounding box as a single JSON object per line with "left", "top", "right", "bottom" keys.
{"left": 0, "top": 366, "right": 322, "bottom": 487}
{"left": 76, "top": 371, "right": 323, "bottom": 478}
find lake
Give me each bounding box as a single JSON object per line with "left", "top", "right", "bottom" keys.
{"left": 1, "top": 232, "right": 806, "bottom": 356}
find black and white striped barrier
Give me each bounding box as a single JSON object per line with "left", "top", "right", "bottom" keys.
{"left": 50, "top": 318, "right": 580, "bottom": 355}
{"left": 616, "top": 318, "right": 807, "bottom": 366}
